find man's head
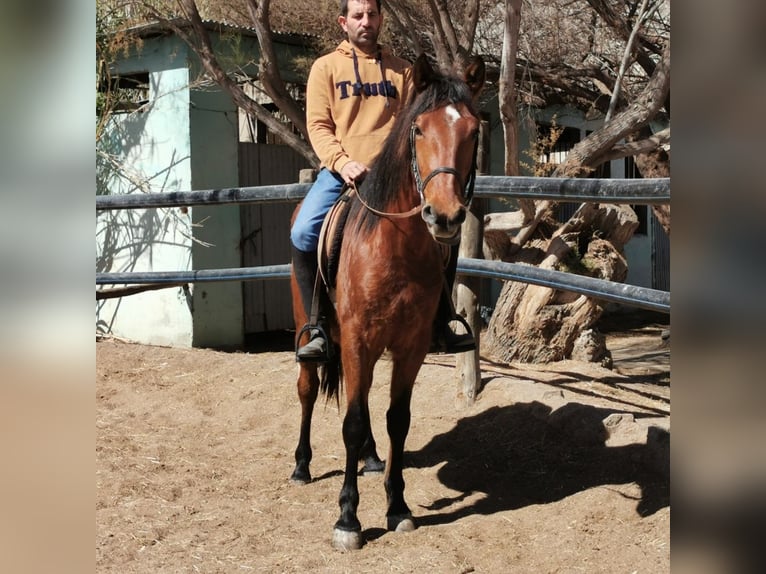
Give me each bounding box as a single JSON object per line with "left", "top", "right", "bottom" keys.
{"left": 339, "top": 0, "right": 383, "bottom": 53}
{"left": 340, "top": 0, "right": 381, "bottom": 16}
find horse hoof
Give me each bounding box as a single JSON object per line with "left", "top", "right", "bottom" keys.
{"left": 361, "top": 458, "right": 385, "bottom": 475}
{"left": 332, "top": 528, "right": 363, "bottom": 551}
{"left": 289, "top": 470, "right": 311, "bottom": 484}
{"left": 387, "top": 514, "right": 415, "bottom": 532}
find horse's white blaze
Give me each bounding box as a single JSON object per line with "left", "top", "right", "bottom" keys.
{"left": 444, "top": 104, "right": 461, "bottom": 125}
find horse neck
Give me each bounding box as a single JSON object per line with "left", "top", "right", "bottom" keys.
{"left": 379, "top": 199, "right": 441, "bottom": 263}
{"left": 353, "top": 171, "right": 439, "bottom": 262}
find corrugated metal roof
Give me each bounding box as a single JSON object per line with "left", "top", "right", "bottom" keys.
{"left": 122, "top": 18, "right": 316, "bottom": 45}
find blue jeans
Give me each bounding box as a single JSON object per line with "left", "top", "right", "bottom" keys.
{"left": 290, "top": 168, "right": 345, "bottom": 252}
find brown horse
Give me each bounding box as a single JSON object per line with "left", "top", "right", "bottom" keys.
{"left": 289, "top": 53, "right": 485, "bottom": 550}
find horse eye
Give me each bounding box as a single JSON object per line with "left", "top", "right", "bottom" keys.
{"left": 413, "top": 125, "right": 423, "bottom": 137}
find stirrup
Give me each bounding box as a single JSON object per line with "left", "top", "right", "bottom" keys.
{"left": 295, "top": 323, "right": 333, "bottom": 363}
{"left": 430, "top": 315, "right": 476, "bottom": 354}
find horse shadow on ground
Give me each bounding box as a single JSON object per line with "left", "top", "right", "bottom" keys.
{"left": 404, "top": 401, "right": 669, "bottom": 527}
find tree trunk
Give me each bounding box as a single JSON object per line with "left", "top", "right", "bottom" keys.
{"left": 485, "top": 204, "right": 637, "bottom": 364}
{"left": 630, "top": 127, "right": 671, "bottom": 237}
{"left": 483, "top": 40, "right": 669, "bottom": 365}
{"left": 455, "top": 119, "right": 490, "bottom": 405}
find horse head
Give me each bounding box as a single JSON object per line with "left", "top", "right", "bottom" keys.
{"left": 410, "top": 53, "right": 485, "bottom": 244}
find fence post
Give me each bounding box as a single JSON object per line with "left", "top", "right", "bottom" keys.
{"left": 299, "top": 168, "right": 317, "bottom": 184}
{"left": 455, "top": 119, "right": 489, "bottom": 406}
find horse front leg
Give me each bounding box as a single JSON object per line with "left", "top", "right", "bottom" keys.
{"left": 384, "top": 358, "right": 421, "bottom": 533}
{"left": 290, "top": 363, "right": 319, "bottom": 484}
{"left": 332, "top": 395, "right": 370, "bottom": 550}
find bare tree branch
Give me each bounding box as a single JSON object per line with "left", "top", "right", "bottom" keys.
{"left": 243, "top": 0, "right": 309, "bottom": 138}
{"left": 96, "top": 283, "right": 187, "bottom": 300}
{"left": 556, "top": 38, "right": 670, "bottom": 176}
{"left": 600, "top": 127, "right": 670, "bottom": 163}
{"left": 428, "top": 0, "right": 461, "bottom": 61}
{"left": 382, "top": 1, "right": 424, "bottom": 55}
{"left": 605, "top": 0, "right": 650, "bottom": 123}
{"left": 161, "top": 0, "right": 316, "bottom": 164}
{"left": 459, "top": 0, "right": 480, "bottom": 57}
{"left": 499, "top": 1, "right": 522, "bottom": 176}
{"left": 584, "top": 0, "right": 663, "bottom": 75}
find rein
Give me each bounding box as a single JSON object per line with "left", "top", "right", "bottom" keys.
{"left": 350, "top": 182, "right": 422, "bottom": 219}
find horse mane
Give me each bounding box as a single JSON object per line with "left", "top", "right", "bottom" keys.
{"left": 349, "top": 68, "right": 479, "bottom": 234}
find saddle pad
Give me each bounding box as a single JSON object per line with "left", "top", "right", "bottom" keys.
{"left": 318, "top": 187, "right": 355, "bottom": 290}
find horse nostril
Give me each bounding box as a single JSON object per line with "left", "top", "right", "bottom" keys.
{"left": 421, "top": 204, "right": 436, "bottom": 224}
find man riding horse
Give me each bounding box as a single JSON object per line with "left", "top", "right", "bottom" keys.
{"left": 290, "top": 0, "right": 475, "bottom": 362}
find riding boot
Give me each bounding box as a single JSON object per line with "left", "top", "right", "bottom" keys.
{"left": 291, "top": 245, "right": 330, "bottom": 362}
{"left": 431, "top": 245, "right": 476, "bottom": 354}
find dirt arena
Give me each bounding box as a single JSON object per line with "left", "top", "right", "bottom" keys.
{"left": 96, "top": 315, "right": 669, "bottom": 573}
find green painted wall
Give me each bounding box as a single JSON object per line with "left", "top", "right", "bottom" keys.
{"left": 189, "top": 87, "right": 244, "bottom": 348}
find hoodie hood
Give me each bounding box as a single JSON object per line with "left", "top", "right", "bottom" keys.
{"left": 336, "top": 39, "right": 388, "bottom": 59}
{"left": 305, "top": 40, "right": 413, "bottom": 172}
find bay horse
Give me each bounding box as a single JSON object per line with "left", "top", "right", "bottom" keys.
{"left": 289, "top": 53, "right": 485, "bottom": 550}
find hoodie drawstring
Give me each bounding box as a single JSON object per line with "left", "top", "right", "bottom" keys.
{"left": 351, "top": 48, "right": 364, "bottom": 96}
{"left": 377, "top": 50, "right": 390, "bottom": 107}
{"left": 351, "top": 47, "right": 390, "bottom": 108}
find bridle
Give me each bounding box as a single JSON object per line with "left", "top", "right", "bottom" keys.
{"left": 354, "top": 119, "right": 478, "bottom": 220}
{"left": 409, "top": 121, "right": 478, "bottom": 210}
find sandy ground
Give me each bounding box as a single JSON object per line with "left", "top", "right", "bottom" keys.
{"left": 96, "top": 316, "right": 669, "bottom": 573}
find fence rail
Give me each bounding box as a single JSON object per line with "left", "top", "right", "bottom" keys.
{"left": 96, "top": 259, "right": 669, "bottom": 313}
{"left": 96, "top": 176, "right": 670, "bottom": 314}
{"left": 96, "top": 176, "right": 670, "bottom": 211}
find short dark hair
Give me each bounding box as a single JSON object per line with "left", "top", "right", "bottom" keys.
{"left": 340, "top": 0, "right": 382, "bottom": 16}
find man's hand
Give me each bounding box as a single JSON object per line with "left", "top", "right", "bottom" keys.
{"left": 339, "top": 161, "right": 369, "bottom": 184}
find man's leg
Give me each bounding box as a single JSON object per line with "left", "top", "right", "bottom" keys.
{"left": 291, "top": 244, "right": 330, "bottom": 361}
{"left": 290, "top": 169, "right": 344, "bottom": 362}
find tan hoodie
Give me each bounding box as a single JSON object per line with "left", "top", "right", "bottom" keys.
{"left": 306, "top": 40, "right": 412, "bottom": 173}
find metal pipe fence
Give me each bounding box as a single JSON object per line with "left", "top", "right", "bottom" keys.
{"left": 96, "top": 176, "right": 670, "bottom": 313}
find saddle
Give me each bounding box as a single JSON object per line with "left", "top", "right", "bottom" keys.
{"left": 317, "top": 185, "right": 355, "bottom": 294}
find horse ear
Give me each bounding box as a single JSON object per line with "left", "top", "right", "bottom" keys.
{"left": 463, "top": 55, "right": 486, "bottom": 97}
{"left": 412, "top": 53, "right": 436, "bottom": 93}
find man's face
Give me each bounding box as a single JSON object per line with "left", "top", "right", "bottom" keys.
{"left": 339, "top": 0, "right": 382, "bottom": 52}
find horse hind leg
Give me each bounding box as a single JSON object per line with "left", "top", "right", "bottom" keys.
{"left": 290, "top": 363, "right": 319, "bottom": 484}
{"left": 359, "top": 426, "right": 385, "bottom": 475}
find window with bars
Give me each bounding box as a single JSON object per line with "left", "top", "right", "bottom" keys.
{"left": 535, "top": 123, "right": 580, "bottom": 169}
{"left": 98, "top": 72, "right": 150, "bottom": 113}
{"left": 238, "top": 80, "right": 305, "bottom": 144}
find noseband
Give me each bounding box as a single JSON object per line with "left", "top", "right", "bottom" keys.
{"left": 409, "top": 122, "right": 478, "bottom": 208}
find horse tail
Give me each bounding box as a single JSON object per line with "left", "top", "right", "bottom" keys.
{"left": 319, "top": 351, "right": 342, "bottom": 407}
